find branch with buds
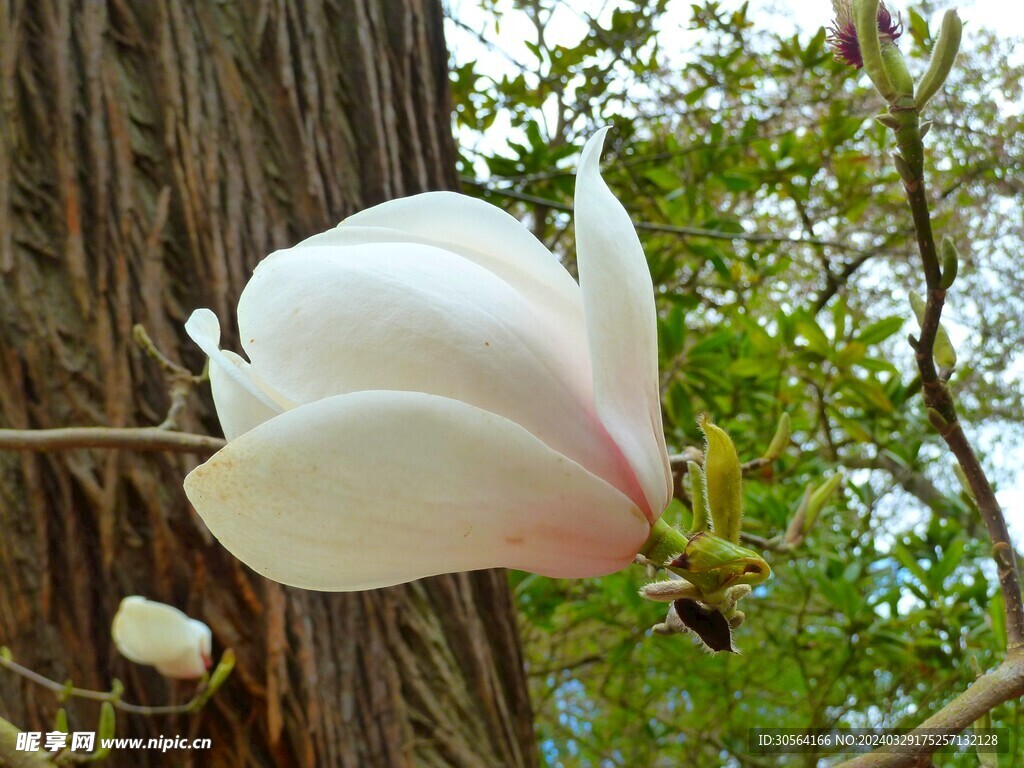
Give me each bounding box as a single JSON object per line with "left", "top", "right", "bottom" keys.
{"left": 0, "top": 325, "right": 222, "bottom": 455}
{"left": 827, "top": 1, "right": 1024, "bottom": 764}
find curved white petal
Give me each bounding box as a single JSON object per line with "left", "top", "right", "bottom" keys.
{"left": 574, "top": 129, "right": 673, "bottom": 519}
{"left": 297, "top": 191, "right": 582, "bottom": 337}
{"left": 184, "top": 391, "right": 650, "bottom": 591}
{"left": 184, "top": 310, "right": 287, "bottom": 440}
{"left": 235, "top": 243, "right": 642, "bottom": 505}
{"left": 207, "top": 351, "right": 280, "bottom": 440}
{"left": 154, "top": 643, "right": 211, "bottom": 680}
{"left": 112, "top": 597, "right": 211, "bottom": 679}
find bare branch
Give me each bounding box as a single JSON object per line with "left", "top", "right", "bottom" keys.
{"left": 0, "top": 427, "right": 224, "bottom": 455}
{"left": 892, "top": 113, "right": 1024, "bottom": 650}
{"left": 132, "top": 323, "right": 205, "bottom": 431}
{"left": 463, "top": 179, "right": 887, "bottom": 254}
{"left": 0, "top": 653, "right": 214, "bottom": 716}
{"left": 835, "top": 655, "right": 1024, "bottom": 768}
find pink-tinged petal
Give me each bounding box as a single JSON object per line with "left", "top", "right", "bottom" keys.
{"left": 235, "top": 243, "right": 642, "bottom": 506}
{"left": 574, "top": 129, "right": 673, "bottom": 520}
{"left": 185, "top": 309, "right": 287, "bottom": 440}
{"left": 153, "top": 642, "right": 211, "bottom": 679}
{"left": 112, "top": 596, "right": 212, "bottom": 679}
{"left": 184, "top": 391, "right": 650, "bottom": 591}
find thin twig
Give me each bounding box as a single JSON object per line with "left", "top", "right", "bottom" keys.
{"left": 132, "top": 324, "right": 204, "bottom": 431}
{"left": 669, "top": 450, "right": 773, "bottom": 477}
{"left": 463, "top": 179, "right": 886, "bottom": 254}
{"left": 0, "top": 654, "right": 204, "bottom": 716}
{"left": 0, "top": 427, "right": 224, "bottom": 454}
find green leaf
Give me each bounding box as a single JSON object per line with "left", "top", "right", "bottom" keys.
{"left": 795, "top": 317, "right": 831, "bottom": 356}
{"left": 834, "top": 342, "right": 867, "bottom": 368}
{"left": 932, "top": 537, "right": 966, "bottom": 588}
{"left": 893, "top": 542, "right": 931, "bottom": 593}
{"left": 728, "top": 358, "right": 767, "bottom": 378}
{"left": 856, "top": 316, "right": 905, "bottom": 345}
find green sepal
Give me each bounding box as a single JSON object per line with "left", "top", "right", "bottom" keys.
{"left": 667, "top": 532, "right": 771, "bottom": 604}
{"left": 687, "top": 461, "right": 709, "bottom": 533}
{"left": 915, "top": 10, "right": 963, "bottom": 110}
{"left": 699, "top": 415, "right": 743, "bottom": 544}
{"left": 189, "top": 649, "right": 236, "bottom": 713}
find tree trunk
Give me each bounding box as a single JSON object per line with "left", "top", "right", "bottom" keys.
{"left": 0, "top": 2, "right": 537, "bottom": 766}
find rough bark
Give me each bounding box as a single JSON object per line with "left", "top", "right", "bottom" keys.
{"left": 0, "top": 1, "right": 537, "bottom": 766}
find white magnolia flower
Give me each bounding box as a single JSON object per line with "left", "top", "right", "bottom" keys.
{"left": 183, "top": 128, "right": 673, "bottom": 591}
{"left": 112, "top": 596, "right": 212, "bottom": 679}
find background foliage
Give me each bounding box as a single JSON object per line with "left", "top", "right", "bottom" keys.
{"left": 445, "top": 1, "right": 1024, "bottom": 765}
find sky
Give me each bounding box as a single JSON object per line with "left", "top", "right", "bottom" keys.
{"left": 448, "top": 0, "right": 1024, "bottom": 72}
{"left": 754, "top": 0, "right": 1024, "bottom": 36}
{"left": 444, "top": 0, "right": 1024, "bottom": 547}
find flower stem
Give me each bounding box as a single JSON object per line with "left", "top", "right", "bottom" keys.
{"left": 639, "top": 518, "right": 690, "bottom": 566}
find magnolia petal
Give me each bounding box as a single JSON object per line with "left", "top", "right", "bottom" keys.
{"left": 112, "top": 597, "right": 212, "bottom": 679}
{"left": 184, "top": 390, "right": 650, "bottom": 591}
{"left": 206, "top": 350, "right": 281, "bottom": 440}
{"left": 298, "top": 191, "right": 583, "bottom": 333}
{"left": 184, "top": 309, "right": 286, "bottom": 440}
{"left": 234, "top": 243, "right": 641, "bottom": 504}
{"left": 154, "top": 649, "right": 210, "bottom": 680}
{"left": 574, "top": 128, "right": 673, "bottom": 520}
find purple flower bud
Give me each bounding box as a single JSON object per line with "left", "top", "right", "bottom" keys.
{"left": 827, "top": 0, "right": 903, "bottom": 69}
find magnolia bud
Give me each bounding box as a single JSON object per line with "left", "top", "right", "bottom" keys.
{"left": 939, "top": 237, "right": 959, "bottom": 289}
{"left": 805, "top": 474, "right": 843, "bottom": 531}
{"left": 915, "top": 10, "right": 963, "bottom": 110}
{"left": 909, "top": 294, "right": 957, "bottom": 371}
{"left": 112, "top": 596, "right": 212, "bottom": 679}
{"left": 762, "top": 412, "right": 791, "bottom": 461}
{"left": 853, "top": 0, "right": 898, "bottom": 102}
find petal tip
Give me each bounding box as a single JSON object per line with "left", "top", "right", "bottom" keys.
{"left": 579, "top": 127, "right": 612, "bottom": 179}
{"left": 184, "top": 308, "right": 220, "bottom": 343}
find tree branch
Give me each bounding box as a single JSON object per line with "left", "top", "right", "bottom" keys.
{"left": 892, "top": 112, "right": 1024, "bottom": 651}
{"left": 835, "top": 76, "right": 1024, "bottom": 767}
{"left": 840, "top": 454, "right": 950, "bottom": 514}
{"left": 0, "top": 427, "right": 224, "bottom": 455}
{"left": 0, "top": 653, "right": 220, "bottom": 716}
{"left": 463, "top": 179, "right": 886, "bottom": 254}
{"left": 835, "top": 655, "right": 1024, "bottom": 768}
